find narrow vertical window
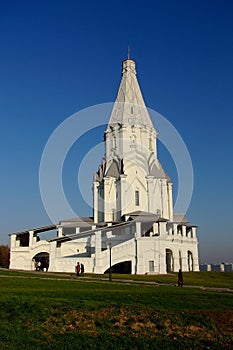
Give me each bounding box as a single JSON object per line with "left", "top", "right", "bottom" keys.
{"left": 149, "top": 261, "right": 154, "bottom": 272}
{"left": 112, "top": 136, "right": 116, "bottom": 149}
{"left": 135, "top": 190, "right": 139, "bottom": 206}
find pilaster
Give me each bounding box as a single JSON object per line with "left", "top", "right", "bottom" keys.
{"left": 146, "top": 176, "right": 155, "bottom": 213}
{"left": 94, "top": 231, "right": 102, "bottom": 273}
{"left": 120, "top": 174, "right": 127, "bottom": 216}
{"left": 159, "top": 249, "right": 167, "bottom": 274}
{"left": 162, "top": 180, "right": 169, "bottom": 219}
{"left": 168, "top": 182, "right": 173, "bottom": 221}
{"left": 48, "top": 241, "right": 57, "bottom": 272}
{"left": 93, "top": 181, "right": 99, "bottom": 223}
{"left": 105, "top": 177, "right": 117, "bottom": 222}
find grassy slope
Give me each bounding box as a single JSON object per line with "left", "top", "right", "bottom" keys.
{"left": 1, "top": 268, "right": 233, "bottom": 288}
{"left": 0, "top": 271, "right": 232, "bottom": 349}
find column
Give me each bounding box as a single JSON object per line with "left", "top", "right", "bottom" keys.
{"left": 10, "top": 234, "right": 16, "bottom": 249}
{"left": 153, "top": 223, "right": 159, "bottom": 235}
{"left": 57, "top": 227, "right": 63, "bottom": 238}
{"left": 181, "top": 226, "right": 186, "bottom": 238}
{"left": 135, "top": 222, "right": 141, "bottom": 238}
{"left": 191, "top": 227, "right": 197, "bottom": 239}
{"left": 29, "top": 230, "right": 34, "bottom": 248}
{"left": 159, "top": 222, "right": 167, "bottom": 237}
{"left": 173, "top": 223, "right": 177, "bottom": 236}
{"left": 167, "top": 182, "right": 173, "bottom": 221}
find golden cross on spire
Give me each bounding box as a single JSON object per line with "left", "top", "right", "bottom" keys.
{"left": 128, "top": 45, "right": 130, "bottom": 59}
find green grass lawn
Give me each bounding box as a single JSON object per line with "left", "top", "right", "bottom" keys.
{"left": 0, "top": 270, "right": 232, "bottom": 349}
{"left": 88, "top": 271, "right": 233, "bottom": 289}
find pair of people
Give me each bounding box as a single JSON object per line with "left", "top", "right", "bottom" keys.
{"left": 35, "top": 261, "right": 41, "bottom": 271}
{"left": 76, "top": 262, "right": 84, "bottom": 276}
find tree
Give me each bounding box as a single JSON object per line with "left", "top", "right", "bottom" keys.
{"left": 0, "top": 245, "right": 10, "bottom": 268}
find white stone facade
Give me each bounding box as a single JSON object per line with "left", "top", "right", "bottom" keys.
{"left": 9, "top": 58, "right": 199, "bottom": 274}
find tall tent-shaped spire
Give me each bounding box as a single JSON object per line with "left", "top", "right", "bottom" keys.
{"left": 108, "top": 59, "right": 154, "bottom": 130}
{"left": 94, "top": 57, "right": 173, "bottom": 223}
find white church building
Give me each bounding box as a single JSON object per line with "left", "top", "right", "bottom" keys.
{"left": 9, "top": 58, "right": 199, "bottom": 274}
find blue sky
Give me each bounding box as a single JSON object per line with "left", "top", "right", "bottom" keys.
{"left": 0, "top": 0, "right": 232, "bottom": 263}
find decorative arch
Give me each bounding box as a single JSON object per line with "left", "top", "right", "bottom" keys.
{"left": 166, "top": 249, "right": 174, "bottom": 273}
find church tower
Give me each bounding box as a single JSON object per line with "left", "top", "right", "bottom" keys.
{"left": 9, "top": 56, "right": 199, "bottom": 275}
{"left": 93, "top": 58, "right": 173, "bottom": 223}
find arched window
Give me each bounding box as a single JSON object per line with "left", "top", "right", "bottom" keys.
{"left": 135, "top": 190, "right": 139, "bottom": 206}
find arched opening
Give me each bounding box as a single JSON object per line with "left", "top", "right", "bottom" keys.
{"left": 33, "top": 252, "right": 49, "bottom": 271}
{"left": 166, "top": 249, "right": 174, "bottom": 273}
{"left": 104, "top": 261, "right": 131, "bottom": 274}
{"left": 187, "top": 251, "right": 193, "bottom": 271}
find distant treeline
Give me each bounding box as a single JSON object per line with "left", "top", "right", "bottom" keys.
{"left": 0, "top": 245, "right": 10, "bottom": 268}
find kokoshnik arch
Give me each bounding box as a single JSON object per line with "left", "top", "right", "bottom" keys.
{"left": 9, "top": 58, "right": 199, "bottom": 274}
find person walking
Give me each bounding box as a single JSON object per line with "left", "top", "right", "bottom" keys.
{"left": 76, "top": 262, "right": 81, "bottom": 276}
{"left": 178, "top": 269, "right": 183, "bottom": 287}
